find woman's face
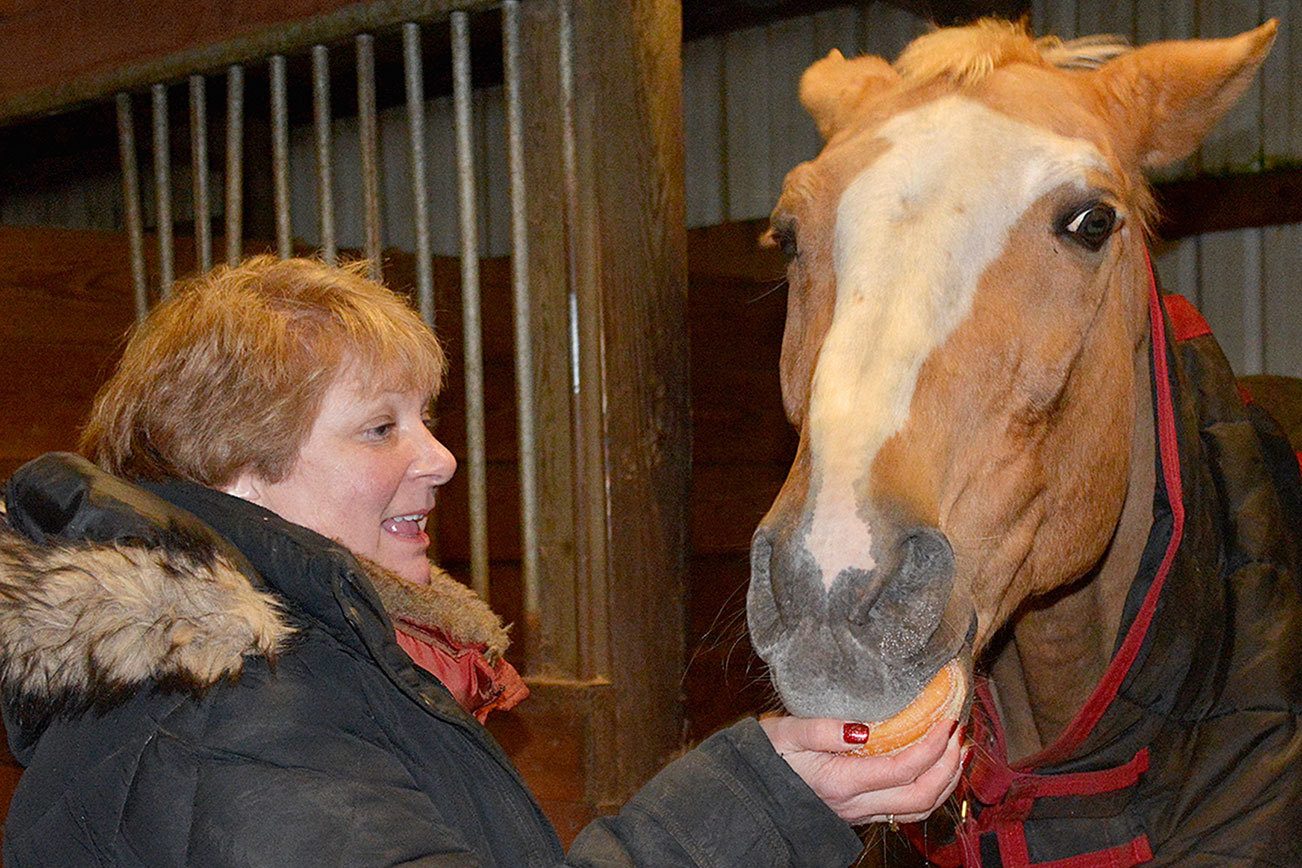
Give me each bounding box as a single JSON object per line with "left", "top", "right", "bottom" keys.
{"left": 232, "top": 372, "right": 456, "bottom": 584}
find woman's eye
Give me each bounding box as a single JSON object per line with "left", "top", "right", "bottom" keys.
{"left": 365, "top": 422, "right": 395, "bottom": 440}
{"left": 1062, "top": 203, "right": 1119, "bottom": 251}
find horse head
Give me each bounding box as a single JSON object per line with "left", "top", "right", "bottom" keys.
{"left": 748, "top": 19, "right": 1277, "bottom": 728}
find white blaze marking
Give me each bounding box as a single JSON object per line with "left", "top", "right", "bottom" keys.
{"left": 805, "top": 96, "right": 1102, "bottom": 589}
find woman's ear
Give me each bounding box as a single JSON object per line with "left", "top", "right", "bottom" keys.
{"left": 222, "top": 471, "right": 265, "bottom": 503}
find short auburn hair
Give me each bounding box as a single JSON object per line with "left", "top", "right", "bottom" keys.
{"left": 80, "top": 255, "right": 446, "bottom": 486}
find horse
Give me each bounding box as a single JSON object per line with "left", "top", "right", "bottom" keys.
{"left": 745, "top": 18, "right": 1301, "bottom": 866}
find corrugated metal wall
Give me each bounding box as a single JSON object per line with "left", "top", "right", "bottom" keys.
{"left": 683, "top": 0, "right": 1302, "bottom": 377}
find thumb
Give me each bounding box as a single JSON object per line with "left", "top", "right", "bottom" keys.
{"left": 761, "top": 716, "right": 871, "bottom": 754}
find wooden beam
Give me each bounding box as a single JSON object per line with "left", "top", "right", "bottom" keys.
{"left": 0, "top": 0, "right": 500, "bottom": 126}
{"left": 1153, "top": 167, "right": 1302, "bottom": 241}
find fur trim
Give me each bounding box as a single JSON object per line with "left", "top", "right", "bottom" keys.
{"left": 358, "top": 557, "right": 510, "bottom": 662}
{"left": 0, "top": 523, "right": 290, "bottom": 720}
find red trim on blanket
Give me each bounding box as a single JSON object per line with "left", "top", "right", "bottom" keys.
{"left": 1011, "top": 249, "right": 1186, "bottom": 770}
{"left": 1019, "top": 749, "right": 1150, "bottom": 799}
{"left": 1160, "top": 293, "right": 1212, "bottom": 341}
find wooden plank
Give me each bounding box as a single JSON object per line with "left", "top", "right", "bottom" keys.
{"left": 682, "top": 37, "right": 726, "bottom": 229}
{"left": 568, "top": 0, "right": 690, "bottom": 805}
{"left": 1152, "top": 168, "right": 1302, "bottom": 240}
{"left": 683, "top": 553, "right": 776, "bottom": 742}
{"left": 516, "top": 0, "right": 582, "bottom": 676}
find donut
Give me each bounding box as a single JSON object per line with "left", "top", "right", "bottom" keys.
{"left": 844, "top": 660, "right": 965, "bottom": 757}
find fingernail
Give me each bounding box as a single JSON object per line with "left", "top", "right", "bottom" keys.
{"left": 961, "top": 745, "right": 974, "bottom": 768}
{"left": 958, "top": 724, "right": 969, "bottom": 742}
{"left": 947, "top": 721, "right": 959, "bottom": 739}
{"left": 843, "top": 722, "right": 871, "bottom": 744}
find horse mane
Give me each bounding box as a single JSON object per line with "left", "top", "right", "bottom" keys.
{"left": 896, "top": 18, "right": 1132, "bottom": 86}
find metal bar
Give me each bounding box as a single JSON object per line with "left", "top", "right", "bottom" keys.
{"left": 403, "top": 22, "right": 435, "bottom": 327}
{"left": 151, "top": 83, "right": 175, "bottom": 296}
{"left": 0, "top": 1, "right": 502, "bottom": 126}
{"left": 115, "top": 93, "right": 149, "bottom": 321}
{"left": 502, "top": 0, "right": 541, "bottom": 627}
{"left": 225, "top": 64, "right": 244, "bottom": 265}
{"left": 189, "top": 75, "right": 212, "bottom": 272}
{"left": 452, "top": 10, "right": 490, "bottom": 599}
{"left": 356, "top": 33, "right": 383, "bottom": 280}
{"left": 312, "top": 45, "right": 337, "bottom": 265}
{"left": 557, "top": 0, "right": 609, "bottom": 679}
{"left": 270, "top": 54, "right": 292, "bottom": 258}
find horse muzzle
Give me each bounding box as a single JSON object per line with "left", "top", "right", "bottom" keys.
{"left": 748, "top": 517, "right": 975, "bottom": 722}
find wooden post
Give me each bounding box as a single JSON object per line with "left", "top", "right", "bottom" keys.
{"left": 500, "top": 0, "right": 688, "bottom": 827}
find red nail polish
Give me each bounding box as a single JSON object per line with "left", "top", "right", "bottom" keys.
{"left": 947, "top": 721, "right": 959, "bottom": 739}
{"left": 843, "top": 722, "right": 871, "bottom": 744}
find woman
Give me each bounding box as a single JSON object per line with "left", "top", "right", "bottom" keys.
{"left": 0, "top": 256, "right": 963, "bottom": 865}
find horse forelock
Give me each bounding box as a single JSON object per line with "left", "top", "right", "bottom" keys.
{"left": 801, "top": 95, "right": 1106, "bottom": 590}
{"left": 896, "top": 18, "right": 1132, "bottom": 87}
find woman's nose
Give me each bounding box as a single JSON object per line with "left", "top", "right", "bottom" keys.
{"left": 413, "top": 426, "right": 457, "bottom": 484}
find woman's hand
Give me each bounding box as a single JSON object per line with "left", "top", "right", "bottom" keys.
{"left": 760, "top": 716, "right": 965, "bottom": 826}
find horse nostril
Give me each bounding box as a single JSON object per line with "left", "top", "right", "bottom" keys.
{"left": 901, "top": 528, "right": 954, "bottom": 590}
{"left": 845, "top": 568, "right": 883, "bottom": 628}
{"left": 750, "top": 528, "right": 794, "bottom": 623}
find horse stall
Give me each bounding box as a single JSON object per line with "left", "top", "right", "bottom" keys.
{"left": 1, "top": 0, "right": 1300, "bottom": 861}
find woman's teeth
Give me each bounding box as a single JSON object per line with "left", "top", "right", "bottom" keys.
{"left": 382, "top": 513, "right": 428, "bottom": 536}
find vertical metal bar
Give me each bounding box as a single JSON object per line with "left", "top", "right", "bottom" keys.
{"left": 452, "top": 10, "right": 490, "bottom": 599}
{"left": 312, "top": 45, "right": 337, "bottom": 265}
{"left": 225, "top": 64, "right": 245, "bottom": 266}
{"left": 557, "top": 0, "right": 609, "bottom": 679}
{"left": 151, "top": 83, "right": 174, "bottom": 296}
{"left": 189, "top": 75, "right": 212, "bottom": 272}
{"left": 403, "top": 22, "right": 435, "bottom": 327}
{"left": 356, "top": 33, "right": 383, "bottom": 280}
{"left": 116, "top": 93, "right": 149, "bottom": 321}
{"left": 270, "top": 55, "right": 292, "bottom": 259}
{"left": 502, "top": 0, "right": 542, "bottom": 627}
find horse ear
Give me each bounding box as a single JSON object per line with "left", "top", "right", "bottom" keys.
{"left": 800, "top": 50, "right": 898, "bottom": 140}
{"left": 1094, "top": 20, "right": 1277, "bottom": 169}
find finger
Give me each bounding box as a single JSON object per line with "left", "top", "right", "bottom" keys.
{"left": 760, "top": 716, "right": 875, "bottom": 755}
{"left": 838, "top": 725, "right": 964, "bottom": 824}
{"left": 860, "top": 718, "right": 958, "bottom": 789}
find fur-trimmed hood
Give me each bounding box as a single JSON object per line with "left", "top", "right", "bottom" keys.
{"left": 0, "top": 510, "right": 290, "bottom": 721}
{"left": 0, "top": 453, "right": 511, "bottom": 732}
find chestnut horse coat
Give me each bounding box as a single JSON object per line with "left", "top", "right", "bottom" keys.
{"left": 915, "top": 275, "right": 1302, "bottom": 867}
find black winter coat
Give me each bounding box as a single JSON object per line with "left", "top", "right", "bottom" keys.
{"left": 0, "top": 454, "right": 862, "bottom": 866}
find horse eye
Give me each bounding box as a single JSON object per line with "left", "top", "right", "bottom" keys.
{"left": 1061, "top": 203, "right": 1119, "bottom": 251}
{"left": 768, "top": 220, "right": 800, "bottom": 262}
